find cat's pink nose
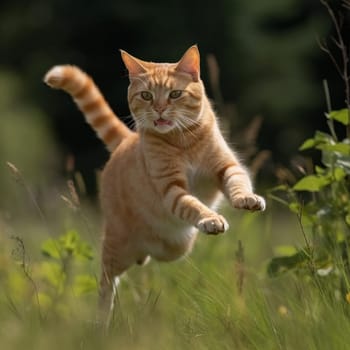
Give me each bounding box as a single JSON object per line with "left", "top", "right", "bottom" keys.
{"left": 153, "top": 104, "right": 167, "bottom": 114}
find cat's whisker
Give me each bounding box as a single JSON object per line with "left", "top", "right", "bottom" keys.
{"left": 173, "top": 110, "right": 202, "bottom": 130}
{"left": 176, "top": 118, "right": 200, "bottom": 141}
{"left": 134, "top": 113, "right": 154, "bottom": 131}
{"left": 125, "top": 118, "right": 136, "bottom": 131}
{"left": 172, "top": 121, "right": 186, "bottom": 145}
{"left": 178, "top": 112, "right": 201, "bottom": 125}
{"left": 175, "top": 123, "right": 197, "bottom": 146}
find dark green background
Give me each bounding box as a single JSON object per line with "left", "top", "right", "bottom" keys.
{"left": 0, "top": 0, "right": 348, "bottom": 192}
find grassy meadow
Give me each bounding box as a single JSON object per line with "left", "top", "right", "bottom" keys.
{"left": 1, "top": 167, "right": 350, "bottom": 350}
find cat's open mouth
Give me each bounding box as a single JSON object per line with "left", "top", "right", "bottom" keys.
{"left": 154, "top": 118, "right": 173, "bottom": 127}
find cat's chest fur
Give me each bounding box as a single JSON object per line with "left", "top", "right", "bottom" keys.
{"left": 142, "top": 128, "right": 223, "bottom": 207}
{"left": 186, "top": 163, "right": 221, "bottom": 206}
{"left": 145, "top": 137, "right": 221, "bottom": 207}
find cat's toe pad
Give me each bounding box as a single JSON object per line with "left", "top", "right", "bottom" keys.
{"left": 197, "top": 215, "right": 229, "bottom": 235}
{"left": 232, "top": 194, "right": 266, "bottom": 211}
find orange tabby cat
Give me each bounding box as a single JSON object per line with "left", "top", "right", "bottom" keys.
{"left": 44, "top": 45, "right": 265, "bottom": 321}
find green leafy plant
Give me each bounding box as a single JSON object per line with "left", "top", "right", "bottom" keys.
{"left": 40, "top": 230, "right": 96, "bottom": 298}
{"left": 269, "top": 108, "right": 350, "bottom": 283}
{"left": 268, "top": 0, "right": 350, "bottom": 300}
{"left": 6, "top": 230, "right": 97, "bottom": 320}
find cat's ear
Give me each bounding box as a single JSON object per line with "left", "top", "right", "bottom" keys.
{"left": 175, "top": 45, "right": 200, "bottom": 82}
{"left": 120, "top": 50, "right": 147, "bottom": 77}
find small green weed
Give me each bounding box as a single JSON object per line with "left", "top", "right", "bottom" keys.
{"left": 2, "top": 230, "right": 97, "bottom": 322}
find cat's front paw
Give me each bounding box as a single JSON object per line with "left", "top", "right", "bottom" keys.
{"left": 232, "top": 194, "right": 266, "bottom": 211}
{"left": 197, "top": 214, "right": 229, "bottom": 235}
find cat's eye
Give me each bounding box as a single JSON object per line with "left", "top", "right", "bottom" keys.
{"left": 169, "top": 90, "right": 182, "bottom": 99}
{"left": 141, "top": 91, "right": 153, "bottom": 101}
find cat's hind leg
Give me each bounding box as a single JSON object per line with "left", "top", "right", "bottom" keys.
{"left": 98, "top": 227, "right": 133, "bottom": 327}
{"left": 98, "top": 265, "right": 124, "bottom": 327}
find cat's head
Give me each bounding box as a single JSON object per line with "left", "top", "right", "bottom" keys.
{"left": 121, "top": 45, "right": 203, "bottom": 134}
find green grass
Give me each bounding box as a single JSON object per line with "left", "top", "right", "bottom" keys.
{"left": 2, "top": 185, "right": 350, "bottom": 350}
{"left": 0, "top": 158, "right": 347, "bottom": 350}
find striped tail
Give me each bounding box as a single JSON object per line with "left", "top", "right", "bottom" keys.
{"left": 44, "top": 65, "right": 132, "bottom": 152}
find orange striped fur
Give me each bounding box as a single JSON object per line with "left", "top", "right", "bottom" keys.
{"left": 44, "top": 45, "right": 265, "bottom": 324}
{"left": 44, "top": 65, "right": 131, "bottom": 151}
